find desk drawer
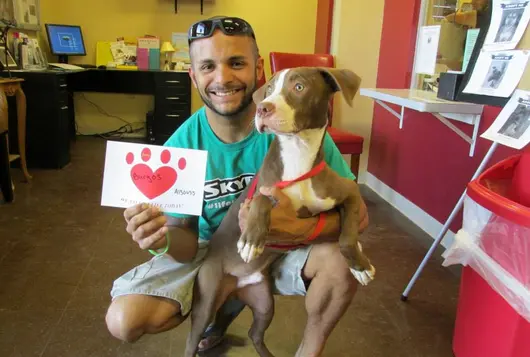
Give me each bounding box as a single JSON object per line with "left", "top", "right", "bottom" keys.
{"left": 154, "top": 112, "right": 187, "bottom": 136}
{"left": 155, "top": 109, "right": 188, "bottom": 122}
{"left": 57, "top": 76, "right": 68, "bottom": 90}
{"left": 155, "top": 85, "right": 190, "bottom": 98}
{"left": 58, "top": 91, "right": 69, "bottom": 106}
{"left": 154, "top": 72, "right": 190, "bottom": 88}
{"left": 155, "top": 95, "right": 190, "bottom": 111}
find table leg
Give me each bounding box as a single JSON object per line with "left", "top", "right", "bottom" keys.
{"left": 0, "top": 131, "right": 14, "bottom": 202}
{"left": 15, "top": 86, "right": 31, "bottom": 181}
{"left": 0, "top": 88, "right": 7, "bottom": 132}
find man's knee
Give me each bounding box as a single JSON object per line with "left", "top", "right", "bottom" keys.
{"left": 305, "top": 243, "right": 358, "bottom": 299}
{"left": 106, "top": 295, "right": 180, "bottom": 343}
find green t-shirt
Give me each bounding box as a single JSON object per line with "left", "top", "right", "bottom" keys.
{"left": 164, "top": 106, "right": 355, "bottom": 240}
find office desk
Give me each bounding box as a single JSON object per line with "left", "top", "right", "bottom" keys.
{"left": 0, "top": 68, "right": 191, "bottom": 169}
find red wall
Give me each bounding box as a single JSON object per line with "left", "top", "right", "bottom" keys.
{"left": 368, "top": 0, "right": 518, "bottom": 232}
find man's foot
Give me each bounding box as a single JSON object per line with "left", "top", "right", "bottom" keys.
{"left": 197, "top": 298, "right": 245, "bottom": 351}
{"left": 198, "top": 328, "right": 225, "bottom": 352}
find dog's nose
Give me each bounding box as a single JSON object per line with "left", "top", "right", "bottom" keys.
{"left": 257, "top": 102, "right": 275, "bottom": 118}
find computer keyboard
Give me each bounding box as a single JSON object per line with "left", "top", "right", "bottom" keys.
{"left": 48, "top": 63, "right": 85, "bottom": 70}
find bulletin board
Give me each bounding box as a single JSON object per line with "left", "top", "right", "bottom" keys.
{"left": 456, "top": 1, "right": 530, "bottom": 107}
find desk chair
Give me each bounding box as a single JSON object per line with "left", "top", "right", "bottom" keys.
{"left": 269, "top": 52, "right": 364, "bottom": 179}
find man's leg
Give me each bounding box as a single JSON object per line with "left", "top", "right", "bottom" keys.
{"left": 198, "top": 243, "right": 358, "bottom": 355}
{"left": 106, "top": 294, "right": 185, "bottom": 342}
{"left": 106, "top": 249, "right": 207, "bottom": 342}
{"left": 272, "top": 243, "right": 358, "bottom": 357}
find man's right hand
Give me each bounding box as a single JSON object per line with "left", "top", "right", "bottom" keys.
{"left": 124, "top": 204, "right": 168, "bottom": 250}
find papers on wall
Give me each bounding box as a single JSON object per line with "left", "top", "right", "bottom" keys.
{"left": 462, "top": 49, "right": 530, "bottom": 97}
{"left": 463, "top": 29, "right": 480, "bottom": 72}
{"left": 138, "top": 37, "right": 160, "bottom": 50}
{"left": 481, "top": 89, "right": 530, "bottom": 149}
{"left": 171, "top": 33, "right": 190, "bottom": 63}
{"left": 414, "top": 25, "right": 441, "bottom": 75}
{"left": 413, "top": 25, "right": 441, "bottom": 75}
{"left": 483, "top": 0, "right": 530, "bottom": 51}
{"left": 110, "top": 41, "right": 138, "bottom": 66}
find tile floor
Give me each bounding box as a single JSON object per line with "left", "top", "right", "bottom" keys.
{"left": 0, "top": 137, "right": 460, "bottom": 357}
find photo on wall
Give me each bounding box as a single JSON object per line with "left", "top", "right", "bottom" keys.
{"left": 481, "top": 59, "right": 508, "bottom": 89}
{"left": 497, "top": 103, "right": 530, "bottom": 139}
{"left": 494, "top": 4, "right": 524, "bottom": 43}
{"left": 483, "top": 0, "right": 530, "bottom": 51}
{"left": 481, "top": 89, "right": 530, "bottom": 149}
{"left": 462, "top": 49, "right": 530, "bottom": 97}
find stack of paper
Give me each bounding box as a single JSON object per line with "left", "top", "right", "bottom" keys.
{"left": 138, "top": 36, "right": 160, "bottom": 70}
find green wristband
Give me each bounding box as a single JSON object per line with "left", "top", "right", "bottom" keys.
{"left": 148, "top": 232, "right": 170, "bottom": 256}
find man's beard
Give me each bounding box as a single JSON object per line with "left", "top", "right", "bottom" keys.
{"left": 200, "top": 78, "right": 257, "bottom": 117}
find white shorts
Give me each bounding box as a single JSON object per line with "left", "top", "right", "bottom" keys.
{"left": 110, "top": 240, "right": 312, "bottom": 316}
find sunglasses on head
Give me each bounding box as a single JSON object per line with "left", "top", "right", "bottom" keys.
{"left": 188, "top": 17, "right": 256, "bottom": 45}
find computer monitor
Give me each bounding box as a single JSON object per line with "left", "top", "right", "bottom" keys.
{"left": 45, "top": 24, "right": 86, "bottom": 64}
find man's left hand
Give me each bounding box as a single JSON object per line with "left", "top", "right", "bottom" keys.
{"left": 238, "top": 186, "right": 369, "bottom": 244}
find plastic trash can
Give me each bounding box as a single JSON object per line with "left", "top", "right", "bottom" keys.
{"left": 442, "top": 153, "right": 530, "bottom": 357}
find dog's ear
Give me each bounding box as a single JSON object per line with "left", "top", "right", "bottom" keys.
{"left": 252, "top": 73, "right": 276, "bottom": 105}
{"left": 318, "top": 68, "right": 361, "bottom": 107}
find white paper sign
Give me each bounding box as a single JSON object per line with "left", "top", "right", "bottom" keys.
{"left": 101, "top": 141, "right": 208, "bottom": 215}
{"left": 483, "top": 0, "right": 530, "bottom": 51}
{"left": 462, "top": 49, "right": 530, "bottom": 97}
{"left": 414, "top": 25, "right": 441, "bottom": 75}
{"left": 481, "top": 89, "right": 530, "bottom": 149}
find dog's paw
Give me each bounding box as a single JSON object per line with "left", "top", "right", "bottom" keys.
{"left": 350, "top": 264, "right": 376, "bottom": 286}
{"left": 237, "top": 231, "right": 266, "bottom": 263}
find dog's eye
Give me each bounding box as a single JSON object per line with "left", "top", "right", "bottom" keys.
{"left": 266, "top": 85, "right": 273, "bottom": 94}
{"left": 295, "top": 83, "right": 305, "bottom": 92}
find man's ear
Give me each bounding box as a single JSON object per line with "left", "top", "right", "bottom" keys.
{"left": 256, "top": 56, "right": 265, "bottom": 83}
{"left": 318, "top": 68, "right": 361, "bottom": 107}
{"left": 252, "top": 72, "right": 275, "bottom": 105}
{"left": 188, "top": 67, "right": 198, "bottom": 89}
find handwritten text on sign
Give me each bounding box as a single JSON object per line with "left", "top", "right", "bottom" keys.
{"left": 101, "top": 141, "right": 208, "bottom": 215}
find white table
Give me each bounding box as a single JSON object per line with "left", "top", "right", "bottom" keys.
{"left": 360, "top": 88, "right": 485, "bottom": 156}
{"left": 361, "top": 88, "right": 500, "bottom": 300}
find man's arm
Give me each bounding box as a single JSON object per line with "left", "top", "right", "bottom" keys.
{"left": 150, "top": 215, "right": 199, "bottom": 263}
{"left": 125, "top": 204, "right": 199, "bottom": 263}
{"left": 239, "top": 186, "right": 368, "bottom": 245}
{"left": 270, "top": 188, "right": 368, "bottom": 242}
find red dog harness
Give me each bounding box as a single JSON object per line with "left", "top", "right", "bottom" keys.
{"left": 246, "top": 161, "right": 328, "bottom": 250}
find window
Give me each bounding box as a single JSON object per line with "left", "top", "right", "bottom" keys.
{"left": 411, "top": 0, "right": 491, "bottom": 91}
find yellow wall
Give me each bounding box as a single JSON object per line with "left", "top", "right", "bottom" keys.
{"left": 517, "top": 26, "right": 530, "bottom": 90}
{"left": 330, "top": 0, "right": 385, "bottom": 182}
{"left": 38, "top": 0, "right": 318, "bottom": 135}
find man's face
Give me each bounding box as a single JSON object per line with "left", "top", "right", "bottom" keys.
{"left": 189, "top": 30, "right": 264, "bottom": 117}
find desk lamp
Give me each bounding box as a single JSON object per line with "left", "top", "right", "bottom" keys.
{"left": 160, "top": 41, "right": 175, "bottom": 71}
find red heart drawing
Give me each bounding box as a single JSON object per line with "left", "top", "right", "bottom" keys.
{"left": 130, "top": 163, "right": 177, "bottom": 199}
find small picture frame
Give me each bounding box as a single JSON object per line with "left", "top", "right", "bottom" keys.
{"left": 0, "top": 46, "right": 17, "bottom": 68}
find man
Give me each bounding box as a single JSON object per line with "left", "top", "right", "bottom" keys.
{"left": 105, "top": 16, "right": 368, "bottom": 356}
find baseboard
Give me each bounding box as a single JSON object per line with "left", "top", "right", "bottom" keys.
{"left": 365, "top": 172, "right": 455, "bottom": 249}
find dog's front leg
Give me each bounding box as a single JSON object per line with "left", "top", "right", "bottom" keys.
{"left": 338, "top": 184, "right": 375, "bottom": 286}
{"left": 237, "top": 194, "right": 273, "bottom": 263}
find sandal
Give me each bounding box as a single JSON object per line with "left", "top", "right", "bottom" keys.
{"left": 197, "top": 333, "right": 225, "bottom": 352}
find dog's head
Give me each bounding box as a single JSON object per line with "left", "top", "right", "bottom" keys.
{"left": 252, "top": 67, "right": 361, "bottom": 135}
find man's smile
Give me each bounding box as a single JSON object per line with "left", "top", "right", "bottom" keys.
{"left": 209, "top": 87, "right": 244, "bottom": 99}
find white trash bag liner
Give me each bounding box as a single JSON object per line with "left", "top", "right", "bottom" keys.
{"left": 442, "top": 195, "right": 530, "bottom": 323}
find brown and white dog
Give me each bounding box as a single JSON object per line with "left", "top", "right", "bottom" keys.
{"left": 184, "top": 67, "right": 375, "bottom": 357}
